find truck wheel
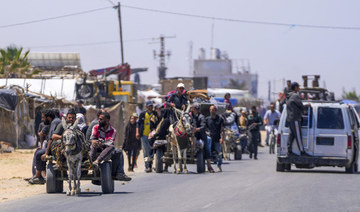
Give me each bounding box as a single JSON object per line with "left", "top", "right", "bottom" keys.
{"left": 276, "top": 161, "right": 285, "bottom": 172}
{"left": 234, "top": 145, "right": 242, "bottom": 160}
{"left": 196, "top": 149, "right": 205, "bottom": 173}
{"left": 155, "top": 148, "right": 164, "bottom": 173}
{"left": 46, "top": 163, "right": 63, "bottom": 193}
{"left": 100, "top": 162, "right": 114, "bottom": 194}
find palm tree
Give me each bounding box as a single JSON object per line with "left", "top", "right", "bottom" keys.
{"left": 0, "top": 45, "right": 33, "bottom": 78}
{"left": 342, "top": 90, "right": 359, "bottom": 101}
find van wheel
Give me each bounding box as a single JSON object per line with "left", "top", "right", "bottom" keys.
{"left": 345, "top": 163, "right": 356, "bottom": 174}
{"left": 284, "top": 163, "right": 291, "bottom": 171}
{"left": 276, "top": 161, "right": 285, "bottom": 172}
{"left": 346, "top": 162, "right": 357, "bottom": 174}
{"left": 355, "top": 163, "right": 358, "bottom": 173}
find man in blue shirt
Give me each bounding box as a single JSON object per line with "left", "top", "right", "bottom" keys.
{"left": 264, "top": 103, "right": 281, "bottom": 146}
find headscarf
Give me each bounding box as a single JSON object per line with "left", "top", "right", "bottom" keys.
{"left": 76, "top": 113, "right": 87, "bottom": 131}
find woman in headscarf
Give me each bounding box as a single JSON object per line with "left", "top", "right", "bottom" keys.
{"left": 76, "top": 113, "right": 88, "bottom": 135}
{"left": 123, "top": 113, "right": 141, "bottom": 172}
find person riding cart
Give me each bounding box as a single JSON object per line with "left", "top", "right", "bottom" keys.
{"left": 90, "top": 112, "right": 131, "bottom": 181}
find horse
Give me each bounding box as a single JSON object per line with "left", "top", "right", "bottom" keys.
{"left": 61, "top": 117, "right": 83, "bottom": 196}
{"left": 168, "top": 104, "right": 193, "bottom": 174}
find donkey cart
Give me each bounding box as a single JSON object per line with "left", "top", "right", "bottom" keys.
{"left": 45, "top": 145, "right": 115, "bottom": 195}
{"left": 153, "top": 137, "right": 206, "bottom": 174}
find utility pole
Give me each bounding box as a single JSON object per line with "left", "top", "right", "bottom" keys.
{"left": 115, "top": 2, "right": 124, "bottom": 64}
{"left": 152, "top": 35, "right": 176, "bottom": 81}
{"left": 268, "top": 81, "right": 271, "bottom": 102}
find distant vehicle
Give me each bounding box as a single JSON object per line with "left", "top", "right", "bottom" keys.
{"left": 276, "top": 101, "right": 359, "bottom": 173}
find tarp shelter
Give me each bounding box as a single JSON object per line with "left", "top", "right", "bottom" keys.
{"left": 0, "top": 87, "right": 36, "bottom": 148}
{"left": 0, "top": 78, "right": 76, "bottom": 101}
{"left": 86, "top": 102, "right": 137, "bottom": 147}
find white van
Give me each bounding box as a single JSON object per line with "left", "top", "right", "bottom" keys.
{"left": 276, "top": 101, "right": 359, "bottom": 173}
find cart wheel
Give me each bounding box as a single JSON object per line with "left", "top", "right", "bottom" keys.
{"left": 46, "top": 162, "right": 63, "bottom": 193}
{"left": 234, "top": 145, "right": 242, "bottom": 160}
{"left": 196, "top": 149, "right": 205, "bottom": 173}
{"left": 100, "top": 162, "right": 114, "bottom": 194}
{"left": 155, "top": 148, "right": 164, "bottom": 173}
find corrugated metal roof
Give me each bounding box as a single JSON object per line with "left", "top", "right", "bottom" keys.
{"left": 27, "top": 52, "right": 81, "bottom": 68}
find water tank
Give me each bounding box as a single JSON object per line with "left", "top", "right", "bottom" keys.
{"left": 211, "top": 48, "right": 221, "bottom": 59}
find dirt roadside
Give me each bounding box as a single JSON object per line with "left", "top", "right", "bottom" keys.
{"left": 0, "top": 149, "right": 145, "bottom": 203}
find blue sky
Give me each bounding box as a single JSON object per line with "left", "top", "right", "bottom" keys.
{"left": 1, "top": 0, "right": 360, "bottom": 99}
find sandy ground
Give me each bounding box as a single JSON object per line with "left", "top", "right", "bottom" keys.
{"left": 0, "top": 149, "right": 145, "bottom": 203}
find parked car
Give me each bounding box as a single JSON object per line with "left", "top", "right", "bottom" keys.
{"left": 276, "top": 101, "right": 359, "bottom": 173}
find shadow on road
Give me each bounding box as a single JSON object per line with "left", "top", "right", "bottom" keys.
{"left": 75, "top": 191, "right": 133, "bottom": 197}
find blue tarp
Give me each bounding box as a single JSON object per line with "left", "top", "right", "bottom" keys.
{"left": 341, "top": 99, "right": 359, "bottom": 105}
{"left": 214, "top": 97, "right": 238, "bottom": 106}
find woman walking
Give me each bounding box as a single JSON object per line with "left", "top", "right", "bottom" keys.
{"left": 123, "top": 113, "right": 141, "bottom": 172}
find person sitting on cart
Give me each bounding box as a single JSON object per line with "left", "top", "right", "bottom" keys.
{"left": 191, "top": 104, "right": 214, "bottom": 173}
{"left": 90, "top": 112, "right": 131, "bottom": 181}
{"left": 148, "top": 107, "right": 172, "bottom": 172}
{"left": 166, "top": 83, "right": 188, "bottom": 124}
{"left": 29, "top": 109, "right": 58, "bottom": 184}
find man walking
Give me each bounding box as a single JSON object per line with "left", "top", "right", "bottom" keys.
{"left": 286, "top": 82, "right": 308, "bottom": 156}
{"left": 264, "top": 103, "right": 281, "bottom": 146}
{"left": 247, "top": 106, "right": 263, "bottom": 160}
{"left": 137, "top": 101, "right": 155, "bottom": 172}
{"left": 191, "top": 104, "right": 214, "bottom": 172}
{"left": 205, "top": 105, "right": 225, "bottom": 172}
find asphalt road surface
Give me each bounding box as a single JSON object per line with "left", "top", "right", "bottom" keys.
{"left": 2, "top": 148, "right": 360, "bottom": 212}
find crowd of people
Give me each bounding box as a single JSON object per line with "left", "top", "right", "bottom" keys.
{"left": 26, "top": 80, "right": 304, "bottom": 185}
{"left": 27, "top": 101, "right": 131, "bottom": 184}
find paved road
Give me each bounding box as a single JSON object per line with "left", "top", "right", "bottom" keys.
{"left": 1, "top": 148, "right": 360, "bottom": 212}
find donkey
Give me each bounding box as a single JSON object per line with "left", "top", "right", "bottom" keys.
{"left": 168, "top": 104, "right": 193, "bottom": 174}
{"left": 61, "top": 117, "right": 83, "bottom": 196}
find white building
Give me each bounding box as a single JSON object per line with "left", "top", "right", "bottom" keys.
{"left": 193, "top": 49, "right": 258, "bottom": 97}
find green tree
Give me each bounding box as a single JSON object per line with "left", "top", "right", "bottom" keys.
{"left": 342, "top": 90, "right": 359, "bottom": 101}
{"left": 0, "top": 45, "right": 33, "bottom": 78}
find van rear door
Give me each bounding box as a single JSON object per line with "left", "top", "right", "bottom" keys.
{"left": 313, "top": 107, "right": 347, "bottom": 157}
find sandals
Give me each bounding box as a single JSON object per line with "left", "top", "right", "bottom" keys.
{"left": 28, "top": 177, "right": 46, "bottom": 185}
{"left": 208, "top": 167, "right": 215, "bottom": 173}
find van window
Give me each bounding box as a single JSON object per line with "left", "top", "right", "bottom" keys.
{"left": 317, "top": 107, "right": 344, "bottom": 129}
{"left": 285, "top": 107, "right": 313, "bottom": 128}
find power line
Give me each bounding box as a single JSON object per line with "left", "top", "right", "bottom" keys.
{"left": 1, "top": 3, "right": 359, "bottom": 31}
{"left": 27, "top": 37, "right": 155, "bottom": 49}
{"left": 121, "top": 4, "right": 360, "bottom": 31}
{"left": 0, "top": 6, "right": 112, "bottom": 29}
